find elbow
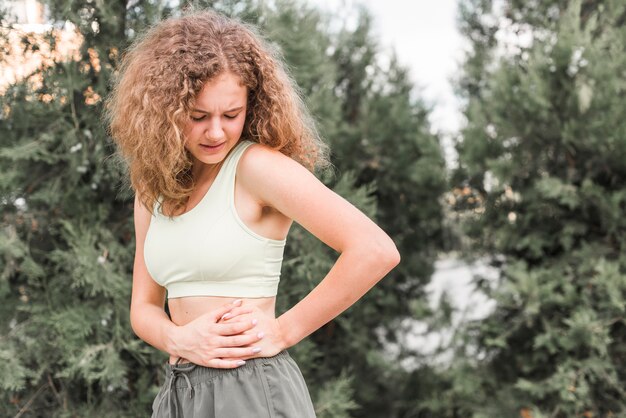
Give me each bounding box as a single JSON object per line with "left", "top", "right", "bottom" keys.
{"left": 389, "top": 245, "right": 401, "bottom": 268}
{"left": 384, "top": 242, "right": 401, "bottom": 269}
{"left": 373, "top": 236, "right": 401, "bottom": 271}
{"left": 129, "top": 301, "right": 146, "bottom": 339}
{"left": 129, "top": 307, "right": 139, "bottom": 337}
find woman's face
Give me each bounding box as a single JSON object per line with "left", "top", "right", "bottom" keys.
{"left": 182, "top": 71, "right": 248, "bottom": 177}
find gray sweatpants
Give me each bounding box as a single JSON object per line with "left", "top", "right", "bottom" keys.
{"left": 151, "top": 350, "right": 316, "bottom": 417}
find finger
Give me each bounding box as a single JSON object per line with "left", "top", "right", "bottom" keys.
{"left": 219, "top": 307, "right": 253, "bottom": 322}
{"left": 216, "top": 319, "right": 258, "bottom": 336}
{"left": 210, "top": 300, "right": 242, "bottom": 322}
{"left": 213, "top": 346, "right": 263, "bottom": 358}
{"left": 230, "top": 298, "right": 244, "bottom": 307}
{"left": 205, "top": 358, "right": 248, "bottom": 369}
{"left": 218, "top": 331, "right": 264, "bottom": 347}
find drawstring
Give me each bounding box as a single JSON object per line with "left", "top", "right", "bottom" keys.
{"left": 154, "top": 358, "right": 197, "bottom": 417}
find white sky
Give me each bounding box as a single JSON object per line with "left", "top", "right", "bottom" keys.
{"left": 308, "top": 0, "right": 468, "bottom": 165}
{"left": 362, "top": 0, "right": 466, "bottom": 133}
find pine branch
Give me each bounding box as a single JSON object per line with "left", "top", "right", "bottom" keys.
{"left": 13, "top": 383, "right": 47, "bottom": 418}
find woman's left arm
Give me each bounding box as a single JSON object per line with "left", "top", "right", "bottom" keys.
{"left": 239, "top": 144, "right": 401, "bottom": 350}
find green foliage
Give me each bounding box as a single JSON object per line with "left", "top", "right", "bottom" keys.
{"left": 314, "top": 371, "right": 359, "bottom": 418}
{"left": 446, "top": 0, "right": 626, "bottom": 416}
{"left": 1, "top": 0, "right": 446, "bottom": 416}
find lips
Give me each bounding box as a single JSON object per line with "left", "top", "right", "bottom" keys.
{"left": 200, "top": 142, "right": 224, "bottom": 149}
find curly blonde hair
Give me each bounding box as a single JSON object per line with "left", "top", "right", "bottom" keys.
{"left": 105, "top": 9, "right": 330, "bottom": 217}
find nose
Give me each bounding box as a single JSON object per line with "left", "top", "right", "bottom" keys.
{"left": 204, "top": 117, "right": 224, "bottom": 141}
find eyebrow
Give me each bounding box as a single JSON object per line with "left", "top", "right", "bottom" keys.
{"left": 191, "top": 106, "right": 244, "bottom": 114}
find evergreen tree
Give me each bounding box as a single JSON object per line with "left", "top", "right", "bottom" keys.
{"left": 320, "top": 10, "right": 447, "bottom": 415}
{"left": 444, "top": 0, "right": 626, "bottom": 416}
{"left": 0, "top": 1, "right": 446, "bottom": 416}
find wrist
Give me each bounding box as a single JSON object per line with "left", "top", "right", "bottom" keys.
{"left": 163, "top": 322, "right": 183, "bottom": 357}
{"left": 276, "top": 315, "right": 301, "bottom": 349}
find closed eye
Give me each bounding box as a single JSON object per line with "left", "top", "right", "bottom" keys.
{"left": 190, "top": 113, "right": 239, "bottom": 122}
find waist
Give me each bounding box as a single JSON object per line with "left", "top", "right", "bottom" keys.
{"left": 168, "top": 295, "right": 275, "bottom": 365}
{"left": 169, "top": 295, "right": 276, "bottom": 326}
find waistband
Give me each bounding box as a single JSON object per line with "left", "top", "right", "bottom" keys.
{"left": 162, "top": 350, "right": 291, "bottom": 388}
{"left": 153, "top": 351, "right": 293, "bottom": 418}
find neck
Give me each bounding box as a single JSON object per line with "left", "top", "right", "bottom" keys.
{"left": 191, "top": 160, "right": 222, "bottom": 185}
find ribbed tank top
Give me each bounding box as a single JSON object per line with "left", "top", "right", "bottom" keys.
{"left": 143, "top": 140, "right": 286, "bottom": 299}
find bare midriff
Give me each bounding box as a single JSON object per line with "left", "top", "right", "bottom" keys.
{"left": 167, "top": 295, "right": 276, "bottom": 365}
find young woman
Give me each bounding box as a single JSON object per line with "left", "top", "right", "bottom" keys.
{"left": 106, "top": 9, "right": 400, "bottom": 418}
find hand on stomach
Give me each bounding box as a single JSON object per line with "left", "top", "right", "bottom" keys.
{"left": 167, "top": 296, "right": 287, "bottom": 367}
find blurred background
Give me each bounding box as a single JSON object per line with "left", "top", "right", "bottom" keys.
{"left": 1, "top": 0, "right": 624, "bottom": 417}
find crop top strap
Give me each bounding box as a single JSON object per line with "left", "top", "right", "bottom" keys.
{"left": 221, "top": 140, "right": 255, "bottom": 208}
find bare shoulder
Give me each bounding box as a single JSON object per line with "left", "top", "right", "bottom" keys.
{"left": 239, "top": 141, "right": 302, "bottom": 171}
{"left": 239, "top": 141, "right": 305, "bottom": 186}
{"left": 237, "top": 141, "right": 396, "bottom": 255}
{"left": 237, "top": 141, "right": 318, "bottom": 208}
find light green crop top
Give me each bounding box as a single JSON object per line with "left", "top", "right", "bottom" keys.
{"left": 143, "top": 140, "right": 286, "bottom": 299}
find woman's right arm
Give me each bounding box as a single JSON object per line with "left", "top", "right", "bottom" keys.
{"left": 130, "top": 194, "right": 263, "bottom": 367}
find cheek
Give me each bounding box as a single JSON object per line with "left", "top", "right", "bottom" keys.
{"left": 183, "top": 123, "right": 202, "bottom": 139}
{"left": 231, "top": 117, "right": 247, "bottom": 135}
{"left": 232, "top": 124, "right": 245, "bottom": 136}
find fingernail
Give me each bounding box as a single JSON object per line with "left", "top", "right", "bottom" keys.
{"left": 257, "top": 332, "right": 265, "bottom": 339}
{"left": 251, "top": 319, "right": 258, "bottom": 325}
{"left": 233, "top": 299, "right": 242, "bottom": 306}
{"left": 221, "top": 313, "right": 231, "bottom": 320}
{"left": 252, "top": 347, "right": 262, "bottom": 353}
{"left": 237, "top": 360, "right": 246, "bottom": 366}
